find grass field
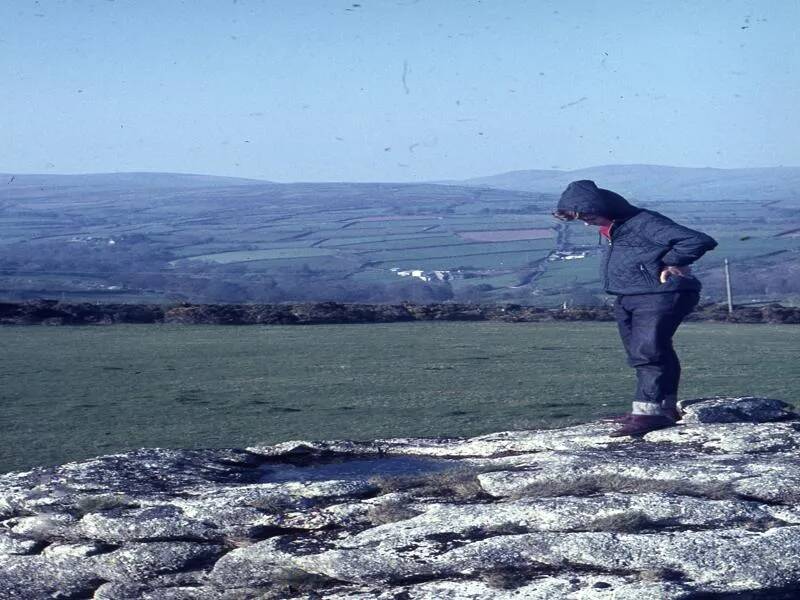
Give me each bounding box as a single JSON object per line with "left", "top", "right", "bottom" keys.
{"left": 181, "top": 247, "right": 335, "bottom": 264}
{"left": 1, "top": 322, "right": 797, "bottom": 474}
{"left": 1, "top": 176, "right": 798, "bottom": 304}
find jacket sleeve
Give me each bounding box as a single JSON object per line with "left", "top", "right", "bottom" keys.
{"left": 646, "top": 217, "right": 719, "bottom": 266}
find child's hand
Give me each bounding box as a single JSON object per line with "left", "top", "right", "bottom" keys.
{"left": 660, "top": 265, "right": 692, "bottom": 283}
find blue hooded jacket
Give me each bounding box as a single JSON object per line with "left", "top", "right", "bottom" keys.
{"left": 557, "top": 180, "right": 719, "bottom": 295}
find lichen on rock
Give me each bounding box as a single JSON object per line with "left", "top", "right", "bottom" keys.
{"left": 1, "top": 395, "right": 799, "bottom": 599}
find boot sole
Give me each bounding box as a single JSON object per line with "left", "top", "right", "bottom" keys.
{"left": 608, "top": 423, "right": 676, "bottom": 438}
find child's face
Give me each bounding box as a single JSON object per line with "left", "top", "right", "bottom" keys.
{"left": 553, "top": 210, "right": 613, "bottom": 226}
{"left": 578, "top": 213, "right": 613, "bottom": 226}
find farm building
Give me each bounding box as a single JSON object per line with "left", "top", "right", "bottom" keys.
{"left": 391, "top": 268, "right": 454, "bottom": 282}
{"left": 548, "top": 251, "right": 588, "bottom": 261}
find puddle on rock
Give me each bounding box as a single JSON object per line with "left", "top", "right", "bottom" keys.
{"left": 258, "top": 455, "right": 464, "bottom": 483}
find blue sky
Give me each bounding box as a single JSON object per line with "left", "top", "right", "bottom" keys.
{"left": 1, "top": 0, "right": 797, "bottom": 181}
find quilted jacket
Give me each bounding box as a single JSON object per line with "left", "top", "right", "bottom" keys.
{"left": 556, "top": 180, "right": 719, "bottom": 295}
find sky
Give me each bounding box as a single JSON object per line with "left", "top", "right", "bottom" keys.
{"left": 1, "top": 0, "right": 798, "bottom": 182}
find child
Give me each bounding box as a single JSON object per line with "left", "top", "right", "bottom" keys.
{"left": 553, "top": 180, "right": 718, "bottom": 436}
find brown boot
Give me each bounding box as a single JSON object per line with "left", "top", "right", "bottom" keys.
{"left": 601, "top": 413, "right": 633, "bottom": 423}
{"left": 662, "top": 396, "right": 682, "bottom": 422}
{"left": 608, "top": 414, "right": 675, "bottom": 437}
{"left": 663, "top": 405, "right": 682, "bottom": 422}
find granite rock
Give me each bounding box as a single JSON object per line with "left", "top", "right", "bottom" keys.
{"left": 0, "top": 395, "right": 798, "bottom": 599}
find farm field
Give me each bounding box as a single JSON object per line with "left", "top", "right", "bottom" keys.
{"left": 0, "top": 174, "right": 798, "bottom": 305}
{"left": 1, "top": 321, "right": 797, "bottom": 473}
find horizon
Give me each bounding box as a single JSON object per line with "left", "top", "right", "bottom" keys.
{"left": 3, "top": 161, "right": 800, "bottom": 186}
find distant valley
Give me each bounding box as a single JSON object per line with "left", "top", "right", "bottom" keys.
{"left": 0, "top": 165, "right": 798, "bottom": 306}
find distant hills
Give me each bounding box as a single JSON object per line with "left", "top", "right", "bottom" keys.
{"left": 5, "top": 164, "right": 799, "bottom": 201}
{"left": 0, "top": 172, "right": 268, "bottom": 191}
{"left": 0, "top": 165, "right": 798, "bottom": 306}
{"left": 440, "top": 164, "right": 800, "bottom": 202}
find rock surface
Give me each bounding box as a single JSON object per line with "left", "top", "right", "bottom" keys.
{"left": 1, "top": 395, "right": 799, "bottom": 599}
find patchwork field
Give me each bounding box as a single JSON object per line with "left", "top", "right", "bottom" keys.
{"left": 0, "top": 174, "right": 798, "bottom": 305}
{"left": 1, "top": 321, "right": 797, "bottom": 473}
{"left": 180, "top": 247, "right": 336, "bottom": 264}
{"left": 456, "top": 228, "right": 554, "bottom": 242}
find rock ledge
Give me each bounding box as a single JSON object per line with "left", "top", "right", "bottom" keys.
{"left": 2, "top": 395, "right": 799, "bottom": 599}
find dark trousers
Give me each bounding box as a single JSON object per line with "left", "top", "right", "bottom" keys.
{"left": 613, "top": 291, "right": 700, "bottom": 415}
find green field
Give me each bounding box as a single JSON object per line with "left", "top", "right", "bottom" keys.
{"left": 179, "top": 247, "right": 336, "bottom": 264}
{"left": 1, "top": 322, "right": 797, "bottom": 474}
{"left": 1, "top": 176, "right": 798, "bottom": 304}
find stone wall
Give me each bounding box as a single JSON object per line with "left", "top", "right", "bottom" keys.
{"left": 1, "top": 300, "right": 799, "bottom": 326}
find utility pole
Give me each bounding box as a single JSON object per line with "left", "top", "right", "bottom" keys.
{"left": 724, "top": 258, "right": 733, "bottom": 314}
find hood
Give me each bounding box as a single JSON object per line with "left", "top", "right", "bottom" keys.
{"left": 556, "top": 180, "right": 640, "bottom": 220}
